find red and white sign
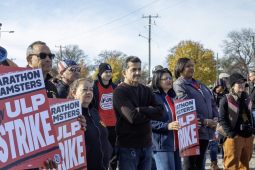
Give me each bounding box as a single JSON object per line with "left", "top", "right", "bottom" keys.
{"left": 49, "top": 98, "right": 87, "bottom": 170}
{"left": 248, "top": 74, "right": 251, "bottom": 82}
{"left": 174, "top": 99, "right": 200, "bottom": 157}
{"left": 0, "top": 66, "right": 61, "bottom": 170}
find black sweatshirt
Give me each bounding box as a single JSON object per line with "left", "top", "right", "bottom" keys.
{"left": 113, "top": 82, "right": 164, "bottom": 148}
{"left": 82, "top": 107, "right": 112, "bottom": 170}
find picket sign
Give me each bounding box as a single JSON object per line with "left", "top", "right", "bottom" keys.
{"left": 48, "top": 98, "right": 87, "bottom": 170}
{"left": 174, "top": 99, "right": 200, "bottom": 157}
{"left": 0, "top": 66, "right": 61, "bottom": 170}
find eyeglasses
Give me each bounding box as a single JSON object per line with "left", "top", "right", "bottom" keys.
{"left": 161, "top": 76, "right": 173, "bottom": 81}
{"left": 29, "top": 53, "right": 55, "bottom": 60}
{"left": 236, "top": 81, "right": 246, "bottom": 85}
{"left": 69, "top": 67, "right": 81, "bottom": 72}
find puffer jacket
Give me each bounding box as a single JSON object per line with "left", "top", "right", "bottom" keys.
{"left": 173, "top": 77, "right": 219, "bottom": 140}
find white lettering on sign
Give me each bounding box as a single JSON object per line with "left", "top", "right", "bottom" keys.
{"left": 178, "top": 114, "right": 197, "bottom": 150}
{"left": 175, "top": 99, "right": 196, "bottom": 116}
{"left": 0, "top": 94, "right": 55, "bottom": 163}
{"left": 57, "top": 122, "right": 85, "bottom": 170}
{"left": 100, "top": 93, "right": 113, "bottom": 110}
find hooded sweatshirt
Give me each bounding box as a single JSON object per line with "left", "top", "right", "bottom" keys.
{"left": 92, "top": 74, "right": 117, "bottom": 127}
{"left": 211, "top": 79, "right": 229, "bottom": 108}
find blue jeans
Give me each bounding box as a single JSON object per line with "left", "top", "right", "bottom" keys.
{"left": 202, "top": 140, "right": 218, "bottom": 170}
{"left": 115, "top": 146, "right": 152, "bottom": 170}
{"left": 153, "top": 149, "right": 182, "bottom": 170}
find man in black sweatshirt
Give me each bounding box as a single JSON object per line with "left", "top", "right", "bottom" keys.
{"left": 113, "top": 56, "right": 164, "bottom": 170}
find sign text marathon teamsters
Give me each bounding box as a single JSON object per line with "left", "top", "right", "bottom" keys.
{"left": 0, "top": 67, "right": 61, "bottom": 170}
{"left": 50, "top": 99, "right": 87, "bottom": 170}
{"left": 174, "top": 99, "right": 200, "bottom": 157}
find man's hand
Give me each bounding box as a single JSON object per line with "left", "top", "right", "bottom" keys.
{"left": 41, "top": 158, "right": 57, "bottom": 170}
{"left": 252, "top": 134, "right": 255, "bottom": 138}
{"left": 168, "top": 121, "right": 181, "bottom": 130}
{"left": 136, "top": 107, "right": 139, "bottom": 112}
{"left": 203, "top": 119, "right": 217, "bottom": 127}
{"left": 78, "top": 115, "right": 87, "bottom": 131}
{"left": 234, "top": 135, "right": 239, "bottom": 139}
{"left": 148, "top": 106, "right": 153, "bottom": 108}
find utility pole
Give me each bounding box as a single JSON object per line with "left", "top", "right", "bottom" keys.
{"left": 142, "top": 14, "right": 159, "bottom": 81}
{"left": 251, "top": 36, "right": 255, "bottom": 70}
{"left": 55, "top": 45, "right": 66, "bottom": 61}
{"left": 216, "top": 53, "right": 219, "bottom": 79}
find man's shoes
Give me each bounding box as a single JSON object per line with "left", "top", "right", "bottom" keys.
{"left": 211, "top": 160, "right": 220, "bottom": 170}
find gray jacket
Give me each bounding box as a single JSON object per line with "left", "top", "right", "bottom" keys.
{"left": 173, "top": 77, "right": 219, "bottom": 140}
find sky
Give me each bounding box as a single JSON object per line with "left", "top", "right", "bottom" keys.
{"left": 1, "top": 0, "right": 255, "bottom": 76}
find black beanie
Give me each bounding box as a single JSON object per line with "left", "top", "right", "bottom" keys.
{"left": 228, "top": 73, "right": 247, "bottom": 87}
{"left": 99, "top": 63, "right": 112, "bottom": 75}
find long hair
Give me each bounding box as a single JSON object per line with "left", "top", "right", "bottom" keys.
{"left": 67, "top": 78, "right": 91, "bottom": 99}
{"left": 152, "top": 68, "right": 172, "bottom": 94}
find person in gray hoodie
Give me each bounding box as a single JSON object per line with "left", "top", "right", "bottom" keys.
{"left": 173, "top": 58, "right": 219, "bottom": 170}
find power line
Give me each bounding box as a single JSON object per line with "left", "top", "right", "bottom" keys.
{"left": 51, "top": 18, "right": 143, "bottom": 45}
{"left": 154, "top": 0, "right": 187, "bottom": 14}
{"left": 47, "top": 0, "right": 161, "bottom": 44}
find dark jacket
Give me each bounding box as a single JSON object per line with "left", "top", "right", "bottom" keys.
{"left": 92, "top": 74, "right": 117, "bottom": 110}
{"left": 57, "top": 80, "right": 69, "bottom": 99}
{"left": 211, "top": 79, "right": 229, "bottom": 108}
{"left": 173, "top": 77, "right": 219, "bottom": 140}
{"left": 45, "top": 73, "right": 59, "bottom": 98}
{"left": 83, "top": 106, "right": 113, "bottom": 170}
{"left": 217, "top": 92, "right": 253, "bottom": 143}
{"left": 151, "top": 90, "right": 177, "bottom": 152}
{"left": 251, "top": 84, "right": 255, "bottom": 111}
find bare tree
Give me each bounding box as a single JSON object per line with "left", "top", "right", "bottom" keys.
{"left": 53, "top": 44, "right": 88, "bottom": 68}
{"left": 93, "top": 50, "right": 127, "bottom": 70}
{"left": 221, "top": 28, "right": 255, "bottom": 76}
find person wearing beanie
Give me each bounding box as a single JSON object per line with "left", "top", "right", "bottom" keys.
{"left": 217, "top": 73, "right": 255, "bottom": 169}
{"left": 92, "top": 62, "right": 117, "bottom": 170}
{"left": 0, "top": 46, "right": 18, "bottom": 67}
{"left": 202, "top": 79, "right": 230, "bottom": 170}
{"left": 57, "top": 59, "right": 80, "bottom": 98}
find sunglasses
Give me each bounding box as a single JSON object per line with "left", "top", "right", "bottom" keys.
{"left": 69, "top": 67, "right": 81, "bottom": 72}
{"left": 236, "top": 81, "right": 246, "bottom": 85}
{"left": 29, "top": 53, "right": 55, "bottom": 60}
{"left": 161, "top": 76, "right": 174, "bottom": 81}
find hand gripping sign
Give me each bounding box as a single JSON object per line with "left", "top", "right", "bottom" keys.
{"left": 0, "top": 66, "right": 61, "bottom": 170}
{"left": 174, "top": 99, "right": 200, "bottom": 157}
{"left": 49, "top": 98, "right": 87, "bottom": 170}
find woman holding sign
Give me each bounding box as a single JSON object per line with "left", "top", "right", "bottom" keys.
{"left": 68, "top": 78, "right": 112, "bottom": 170}
{"left": 151, "top": 68, "right": 182, "bottom": 170}
{"left": 173, "top": 58, "right": 219, "bottom": 170}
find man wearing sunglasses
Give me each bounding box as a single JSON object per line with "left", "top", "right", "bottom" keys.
{"left": 57, "top": 59, "right": 80, "bottom": 98}
{"left": 26, "top": 41, "right": 59, "bottom": 98}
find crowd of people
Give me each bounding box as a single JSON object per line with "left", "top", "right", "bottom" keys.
{"left": 0, "top": 41, "right": 255, "bottom": 170}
